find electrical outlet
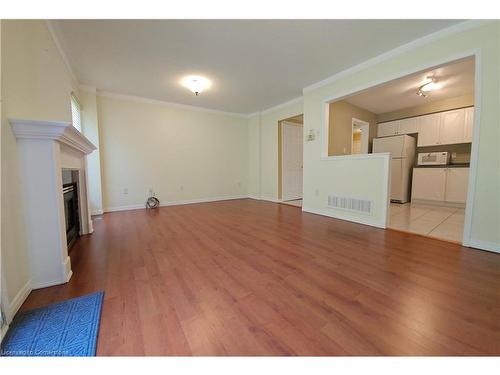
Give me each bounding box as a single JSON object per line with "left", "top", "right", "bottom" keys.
{"left": 123, "top": 188, "right": 128, "bottom": 195}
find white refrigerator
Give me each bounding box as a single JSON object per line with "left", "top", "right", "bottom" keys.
{"left": 373, "top": 135, "right": 416, "bottom": 203}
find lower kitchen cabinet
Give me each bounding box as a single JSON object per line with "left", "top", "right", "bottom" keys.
{"left": 445, "top": 168, "right": 470, "bottom": 203}
{"left": 411, "top": 167, "right": 469, "bottom": 204}
{"left": 412, "top": 168, "right": 446, "bottom": 201}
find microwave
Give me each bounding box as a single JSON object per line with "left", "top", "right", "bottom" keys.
{"left": 417, "top": 152, "right": 450, "bottom": 166}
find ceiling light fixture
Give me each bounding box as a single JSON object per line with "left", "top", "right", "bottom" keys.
{"left": 416, "top": 76, "right": 442, "bottom": 97}
{"left": 181, "top": 75, "right": 211, "bottom": 96}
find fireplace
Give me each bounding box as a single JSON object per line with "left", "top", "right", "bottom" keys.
{"left": 63, "top": 182, "right": 80, "bottom": 249}
{"left": 10, "top": 118, "right": 96, "bottom": 289}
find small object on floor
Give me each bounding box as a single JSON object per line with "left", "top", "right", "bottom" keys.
{"left": 0, "top": 291, "right": 104, "bottom": 357}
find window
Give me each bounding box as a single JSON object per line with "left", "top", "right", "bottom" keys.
{"left": 70, "top": 93, "right": 82, "bottom": 132}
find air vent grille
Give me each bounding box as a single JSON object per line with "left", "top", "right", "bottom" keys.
{"left": 327, "top": 195, "right": 372, "bottom": 215}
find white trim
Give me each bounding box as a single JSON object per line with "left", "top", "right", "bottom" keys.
{"left": 351, "top": 118, "right": 370, "bottom": 155}
{"left": 10, "top": 119, "right": 97, "bottom": 154}
{"left": 259, "top": 96, "right": 303, "bottom": 116}
{"left": 462, "top": 51, "right": 482, "bottom": 248}
{"left": 247, "top": 195, "right": 262, "bottom": 200}
{"left": 303, "top": 20, "right": 492, "bottom": 93}
{"left": 468, "top": 240, "right": 500, "bottom": 254}
{"left": 320, "top": 152, "right": 390, "bottom": 162}
{"left": 97, "top": 90, "right": 250, "bottom": 119}
{"left": 103, "top": 195, "right": 248, "bottom": 213}
{"left": 5, "top": 279, "right": 32, "bottom": 323}
{"left": 302, "top": 206, "right": 386, "bottom": 229}
{"left": 258, "top": 195, "right": 281, "bottom": 203}
{"left": 91, "top": 209, "right": 104, "bottom": 216}
{"left": 79, "top": 84, "right": 97, "bottom": 94}
{"left": 45, "top": 21, "right": 79, "bottom": 86}
{"left": 63, "top": 256, "right": 72, "bottom": 282}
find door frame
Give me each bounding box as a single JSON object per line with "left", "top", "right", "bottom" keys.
{"left": 279, "top": 120, "right": 303, "bottom": 202}
{"left": 351, "top": 118, "right": 370, "bottom": 154}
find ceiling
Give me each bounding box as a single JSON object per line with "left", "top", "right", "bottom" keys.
{"left": 344, "top": 57, "right": 475, "bottom": 114}
{"left": 51, "top": 20, "right": 465, "bottom": 114}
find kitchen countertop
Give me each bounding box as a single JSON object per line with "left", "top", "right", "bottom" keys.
{"left": 414, "top": 163, "right": 470, "bottom": 168}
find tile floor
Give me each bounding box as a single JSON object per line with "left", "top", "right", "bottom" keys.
{"left": 282, "top": 199, "right": 302, "bottom": 207}
{"left": 389, "top": 202, "right": 465, "bottom": 243}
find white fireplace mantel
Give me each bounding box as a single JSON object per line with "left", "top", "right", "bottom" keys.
{"left": 10, "top": 119, "right": 96, "bottom": 289}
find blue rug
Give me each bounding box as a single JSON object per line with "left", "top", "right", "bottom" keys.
{"left": 1, "top": 291, "right": 104, "bottom": 356}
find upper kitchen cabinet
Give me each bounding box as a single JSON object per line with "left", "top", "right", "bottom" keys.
{"left": 377, "top": 117, "right": 418, "bottom": 137}
{"left": 377, "top": 120, "right": 400, "bottom": 137}
{"left": 439, "top": 108, "right": 466, "bottom": 145}
{"left": 398, "top": 117, "right": 419, "bottom": 135}
{"left": 464, "top": 107, "right": 474, "bottom": 142}
{"left": 417, "top": 113, "right": 441, "bottom": 146}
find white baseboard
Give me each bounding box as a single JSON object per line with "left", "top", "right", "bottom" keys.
{"left": 247, "top": 195, "right": 261, "bottom": 200}
{"left": 5, "top": 279, "right": 32, "bottom": 323}
{"left": 467, "top": 239, "right": 500, "bottom": 253}
{"left": 103, "top": 195, "right": 248, "bottom": 213}
{"left": 160, "top": 195, "right": 247, "bottom": 207}
{"left": 63, "top": 256, "right": 73, "bottom": 282}
{"left": 258, "top": 195, "right": 281, "bottom": 203}
{"left": 91, "top": 209, "right": 104, "bottom": 216}
{"left": 302, "top": 205, "right": 386, "bottom": 229}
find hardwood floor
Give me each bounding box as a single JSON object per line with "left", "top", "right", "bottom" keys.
{"left": 20, "top": 199, "right": 500, "bottom": 355}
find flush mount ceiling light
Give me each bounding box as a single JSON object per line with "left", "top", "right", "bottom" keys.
{"left": 416, "top": 76, "right": 443, "bottom": 97}
{"left": 181, "top": 75, "right": 211, "bottom": 96}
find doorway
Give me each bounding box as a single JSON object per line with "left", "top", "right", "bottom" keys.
{"left": 279, "top": 115, "right": 303, "bottom": 207}
{"left": 351, "top": 118, "right": 370, "bottom": 154}
{"left": 324, "top": 56, "right": 477, "bottom": 245}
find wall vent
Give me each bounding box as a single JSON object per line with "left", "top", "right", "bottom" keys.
{"left": 327, "top": 195, "right": 372, "bottom": 215}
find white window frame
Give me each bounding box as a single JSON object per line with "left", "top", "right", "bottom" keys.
{"left": 70, "top": 93, "right": 82, "bottom": 132}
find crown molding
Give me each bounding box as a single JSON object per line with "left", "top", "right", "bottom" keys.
{"left": 10, "top": 119, "right": 96, "bottom": 154}
{"left": 45, "top": 20, "right": 80, "bottom": 86}
{"left": 303, "top": 20, "right": 493, "bottom": 94}
{"left": 259, "top": 96, "right": 303, "bottom": 116}
{"left": 96, "top": 90, "right": 251, "bottom": 118}
{"left": 79, "top": 84, "right": 97, "bottom": 94}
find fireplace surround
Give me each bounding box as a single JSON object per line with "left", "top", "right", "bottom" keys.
{"left": 10, "top": 119, "right": 96, "bottom": 289}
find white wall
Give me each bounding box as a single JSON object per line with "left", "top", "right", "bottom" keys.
{"left": 302, "top": 21, "right": 500, "bottom": 251}
{"left": 1, "top": 20, "right": 79, "bottom": 320}
{"left": 80, "top": 89, "right": 104, "bottom": 215}
{"left": 97, "top": 94, "right": 249, "bottom": 211}
{"left": 247, "top": 99, "right": 303, "bottom": 202}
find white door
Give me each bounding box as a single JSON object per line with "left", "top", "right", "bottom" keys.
{"left": 398, "top": 117, "right": 418, "bottom": 134}
{"left": 440, "top": 108, "right": 466, "bottom": 145}
{"left": 464, "top": 107, "right": 474, "bottom": 143}
{"left": 411, "top": 168, "right": 446, "bottom": 201}
{"left": 445, "top": 168, "right": 470, "bottom": 203}
{"left": 282, "top": 123, "right": 303, "bottom": 201}
{"left": 417, "top": 113, "right": 441, "bottom": 147}
{"left": 377, "top": 120, "right": 399, "bottom": 137}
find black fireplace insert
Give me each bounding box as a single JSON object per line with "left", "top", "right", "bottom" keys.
{"left": 63, "top": 182, "right": 80, "bottom": 250}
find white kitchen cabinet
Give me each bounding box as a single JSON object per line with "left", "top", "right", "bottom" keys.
{"left": 445, "top": 168, "right": 470, "bottom": 203}
{"left": 412, "top": 168, "right": 446, "bottom": 201}
{"left": 412, "top": 167, "right": 470, "bottom": 204}
{"left": 378, "top": 120, "right": 400, "bottom": 137}
{"left": 440, "top": 109, "right": 466, "bottom": 145}
{"left": 417, "top": 113, "right": 441, "bottom": 147}
{"left": 398, "top": 117, "right": 419, "bottom": 134}
{"left": 379, "top": 107, "right": 474, "bottom": 146}
{"left": 464, "top": 107, "right": 474, "bottom": 143}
